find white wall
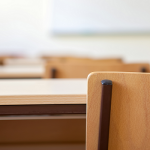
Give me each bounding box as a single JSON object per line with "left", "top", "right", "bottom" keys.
{"left": 0, "top": 0, "right": 150, "bottom": 62}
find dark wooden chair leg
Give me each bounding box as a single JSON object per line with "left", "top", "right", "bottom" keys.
{"left": 98, "top": 80, "right": 112, "bottom": 150}
{"left": 141, "top": 67, "right": 146, "bottom": 72}
{"left": 51, "top": 68, "right": 56, "bottom": 78}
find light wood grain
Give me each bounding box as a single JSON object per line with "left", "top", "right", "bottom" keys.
{"left": 0, "top": 119, "right": 85, "bottom": 143}
{"left": 44, "top": 62, "right": 150, "bottom": 78}
{"left": 87, "top": 72, "right": 150, "bottom": 150}
{"left": 0, "top": 114, "right": 86, "bottom": 120}
{"left": 0, "top": 79, "right": 86, "bottom": 105}
{"left": 0, "top": 65, "right": 44, "bottom": 78}
{"left": 0, "top": 143, "right": 85, "bottom": 150}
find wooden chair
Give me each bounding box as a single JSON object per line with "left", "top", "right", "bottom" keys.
{"left": 87, "top": 72, "right": 150, "bottom": 150}
{"left": 42, "top": 56, "right": 123, "bottom": 64}
{"left": 57, "top": 57, "right": 123, "bottom": 64}
{"left": 0, "top": 55, "right": 23, "bottom": 65}
{"left": 44, "top": 62, "right": 150, "bottom": 78}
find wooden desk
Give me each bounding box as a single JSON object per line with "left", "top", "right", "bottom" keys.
{"left": 0, "top": 79, "right": 86, "bottom": 104}
{"left": 0, "top": 79, "right": 87, "bottom": 150}
{"left": 4, "top": 58, "right": 46, "bottom": 66}
{"left": 0, "top": 65, "right": 44, "bottom": 78}
{"left": 0, "top": 79, "right": 86, "bottom": 114}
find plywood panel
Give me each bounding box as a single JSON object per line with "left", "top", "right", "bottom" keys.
{"left": 0, "top": 143, "right": 85, "bottom": 150}
{"left": 87, "top": 72, "right": 150, "bottom": 150}
{"left": 0, "top": 119, "right": 85, "bottom": 143}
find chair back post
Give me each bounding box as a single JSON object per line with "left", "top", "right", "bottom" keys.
{"left": 98, "top": 80, "right": 112, "bottom": 150}
{"left": 51, "top": 68, "right": 56, "bottom": 78}
{"left": 141, "top": 67, "right": 147, "bottom": 72}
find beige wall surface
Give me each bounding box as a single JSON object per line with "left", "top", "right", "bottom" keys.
{"left": 0, "top": 0, "right": 150, "bottom": 62}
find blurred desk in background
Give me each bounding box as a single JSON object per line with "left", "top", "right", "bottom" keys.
{"left": 4, "top": 58, "right": 46, "bottom": 66}
{"left": 0, "top": 65, "right": 44, "bottom": 78}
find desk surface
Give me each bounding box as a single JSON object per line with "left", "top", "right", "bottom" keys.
{"left": 0, "top": 79, "right": 87, "bottom": 105}
{"left": 4, "top": 58, "right": 46, "bottom": 66}
{"left": 0, "top": 65, "right": 44, "bottom": 78}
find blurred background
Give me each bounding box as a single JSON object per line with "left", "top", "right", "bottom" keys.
{"left": 1, "top": 1, "right": 150, "bottom": 149}
{"left": 0, "top": 0, "right": 150, "bottom": 62}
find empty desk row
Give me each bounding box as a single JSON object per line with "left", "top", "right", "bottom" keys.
{"left": 0, "top": 56, "right": 149, "bottom": 79}
{"left": 1, "top": 72, "right": 150, "bottom": 149}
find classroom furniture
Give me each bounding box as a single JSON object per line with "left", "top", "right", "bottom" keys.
{"left": 44, "top": 62, "right": 149, "bottom": 78}
{"left": 62, "top": 57, "right": 122, "bottom": 63}
{"left": 0, "top": 79, "right": 86, "bottom": 150}
{"left": 86, "top": 72, "right": 150, "bottom": 150}
{"left": 0, "top": 79, "right": 86, "bottom": 105}
{"left": 0, "top": 56, "right": 19, "bottom": 65}
{"left": 42, "top": 56, "right": 123, "bottom": 64}
{"left": 4, "top": 58, "right": 46, "bottom": 66}
{"left": 0, "top": 65, "right": 44, "bottom": 78}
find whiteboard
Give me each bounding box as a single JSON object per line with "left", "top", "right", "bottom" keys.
{"left": 52, "top": 0, "right": 150, "bottom": 34}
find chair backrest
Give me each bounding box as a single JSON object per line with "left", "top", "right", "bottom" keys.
{"left": 43, "top": 56, "right": 123, "bottom": 64}
{"left": 44, "top": 62, "right": 150, "bottom": 78}
{"left": 58, "top": 57, "right": 123, "bottom": 64}
{"left": 87, "top": 72, "right": 150, "bottom": 150}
